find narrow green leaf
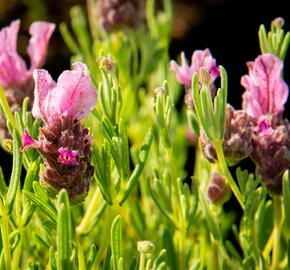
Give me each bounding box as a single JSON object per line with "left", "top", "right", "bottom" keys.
{"left": 153, "top": 249, "right": 167, "bottom": 269}
{"left": 23, "top": 191, "right": 57, "bottom": 223}
{"left": 129, "top": 257, "right": 138, "bottom": 270}
{"left": 0, "top": 166, "right": 7, "bottom": 197}
{"left": 219, "top": 66, "right": 228, "bottom": 139}
{"left": 23, "top": 159, "right": 40, "bottom": 192}
{"left": 111, "top": 215, "right": 122, "bottom": 270}
{"left": 258, "top": 24, "right": 268, "bottom": 53}
{"left": 86, "top": 244, "right": 97, "bottom": 270}
{"left": 57, "top": 189, "right": 72, "bottom": 270}
{"left": 119, "top": 120, "right": 130, "bottom": 178}
{"left": 77, "top": 241, "right": 86, "bottom": 270}
{"left": 119, "top": 128, "right": 154, "bottom": 204}
{"left": 225, "top": 241, "right": 242, "bottom": 262}
{"left": 0, "top": 85, "right": 18, "bottom": 132}
{"left": 59, "top": 23, "right": 80, "bottom": 55}
{"left": 33, "top": 232, "right": 50, "bottom": 250}
{"left": 70, "top": 6, "right": 91, "bottom": 54}
{"left": 7, "top": 129, "right": 22, "bottom": 213}
{"left": 48, "top": 246, "right": 57, "bottom": 270}
{"left": 279, "top": 32, "right": 290, "bottom": 61}
{"left": 103, "top": 247, "right": 112, "bottom": 270}
{"left": 283, "top": 170, "right": 290, "bottom": 232}
{"left": 200, "top": 194, "right": 221, "bottom": 241}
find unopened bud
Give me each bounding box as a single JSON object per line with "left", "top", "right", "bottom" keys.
{"left": 273, "top": 17, "right": 284, "bottom": 29}
{"left": 137, "top": 241, "right": 155, "bottom": 254}
{"left": 98, "top": 56, "right": 115, "bottom": 73}
{"left": 154, "top": 87, "right": 166, "bottom": 96}
{"left": 207, "top": 173, "right": 230, "bottom": 203}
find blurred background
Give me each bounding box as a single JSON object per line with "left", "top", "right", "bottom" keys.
{"left": 1, "top": 0, "right": 290, "bottom": 174}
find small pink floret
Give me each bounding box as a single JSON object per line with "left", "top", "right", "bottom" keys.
{"left": 256, "top": 117, "right": 273, "bottom": 137}
{"left": 58, "top": 147, "right": 79, "bottom": 165}
{"left": 20, "top": 129, "right": 38, "bottom": 152}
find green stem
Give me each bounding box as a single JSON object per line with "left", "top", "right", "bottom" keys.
{"left": 139, "top": 253, "right": 146, "bottom": 270}
{"left": 0, "top": 85, "right": 18, "bottom": 133}
{"left": 166, "top": 148, "right": 186, "bottom": 269}
{"left": 272, "top": 195, "right": 282, "bottom": 270}
{"left": 213, "top": 141, "right": 244, "bottom": 209}
{"left": 0, "top": 205, "right": 11, "bottom": 270}
{"left": 212, "top": 240, "right": 220, "bottom": 270}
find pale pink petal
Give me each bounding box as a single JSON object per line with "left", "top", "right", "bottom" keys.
{"left": 0, "top": 20, "right": 20, "bottom": 53}
{"left": 27, "top": 22, "right": 55, "bottom": 68}
{"left": 54, "top": 62, "right": 97, "bottom": 120}
{"left": 170, "top": 52, "right": 192, "bottom": 86}
{"left": 32, "top": 69, "right": 57, "bottom": 123}
{"left": 0, "top": 51, "right": 30, "bottom": 87}
{"left": 241, "top": 54, "right": 288, "bottom": 117}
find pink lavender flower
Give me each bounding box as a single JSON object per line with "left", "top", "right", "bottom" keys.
{"left": 0, "top": 20, "right": 55, "bottom": 140}
{"left": 21, "top": 62, "right": 97, "bottom": 199}
{"left": 0, "top": 20, "right": 55, "bottom": 90}
{"left": 241, "top": 53, "right": 288, "bottom": 118}
{"left": 170, "top": 49, "right": 219, "bottom": 108}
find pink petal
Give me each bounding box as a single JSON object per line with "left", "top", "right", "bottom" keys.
{"left": 241, "top": 54, "right": 288, "bottom": 117}
{"left": 54, "top": 62, "right": 97, "bottom": 120}
{"left": 27, "top": 22, "right": 55, "bottom": 68}
{"left": 20, "top": 129, "right": 39, "bottom": 152}
{"left": 0, "top": 20, "right": 20, "bottom": 53}
{"left": 32, "top": 69, "right": 57, "bottom": 123}
{"left": 0, "top": 51, "right": 30, "bottom": 87}
{"left": 58, "top": 147, "right": 79, "bottom": 165}
{"left": 170, "top": 49, "right": 219, "bottom": 88}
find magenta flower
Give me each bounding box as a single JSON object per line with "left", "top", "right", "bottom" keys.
{"left": 58, "top": 147, "right": 79, "bottom": 165}
{"left": 0, "top": 20, "right": 55, "bottom": 88}
{"left": 21, "top": 62, "right": 97, "bottom": 199}
{"left": 32, "top": 62, "right": 97, "bottom": 125}
{"left": 170, "top": 49, "right": 219, "bottom": 88}
{"left": 241, "top": 53, "right": 288, "bottom": 118}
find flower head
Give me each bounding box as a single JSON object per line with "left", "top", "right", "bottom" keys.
{"left": 32, "top": 62, "right": 97, "bottom": 125}
{"left": 170, "top": 49, "right": 219, "bottom": 108}
{"left": 170, "top": 49, "right": 219, "bottom": 88}
{"left": 0, "top": 20, "right": 54, "bottom": 141}
{"left": 21, "top": 62, "right": 97, "bottom": 200}
{"left": 0, "top": 20, "right": 55, "bottom": 88}
{"left": 241, "top": 53, "right": 288, "bottom": 118}
{"left": 96, "top": 0, "right": 145, "bottom": 32}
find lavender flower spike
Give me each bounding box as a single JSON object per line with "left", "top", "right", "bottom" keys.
{"left": 22, "top": 62, "right": 97, "bottom": 199}
{"left": 170, "top": 49, "right": 219, "bottom": 107}
{"left": 241, "top": 53, "right": 288, "bottom": 118}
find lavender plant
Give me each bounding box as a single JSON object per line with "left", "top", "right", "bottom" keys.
{"left": 0, "top": 1, "right": 290, "bottom": 270}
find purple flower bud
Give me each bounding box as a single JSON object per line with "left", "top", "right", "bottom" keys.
{"left": 170, "top": 49, "right": 219, "bottom": 108}
{"left": 207, "top": 173, "right": 229, "bottom": 203}
{"left": 200, "top": 105, "right": 253, "bottom": 165}
{"left": 241, "top": 54, "right": 288, "bottom": 118}
{"left": 96, "top": 0, "right": 145, "bottom": 32}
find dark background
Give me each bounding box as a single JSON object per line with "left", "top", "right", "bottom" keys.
{"left": 1, "top": 0, "right": 290, "bottom": 176}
